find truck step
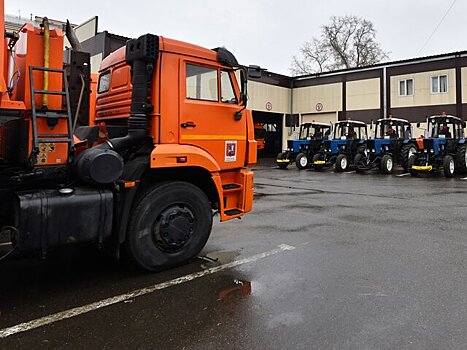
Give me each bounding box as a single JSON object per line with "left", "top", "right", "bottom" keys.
{"left": 224, "top": 209, "right": 243, "bottom": 216}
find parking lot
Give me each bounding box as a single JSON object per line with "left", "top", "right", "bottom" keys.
{"left": 1, "top": 158, "right": 467, "bottom": 349}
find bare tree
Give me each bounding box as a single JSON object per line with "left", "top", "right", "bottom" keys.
{"left": 291, "top": 15, "right": 389, "bottom": 75}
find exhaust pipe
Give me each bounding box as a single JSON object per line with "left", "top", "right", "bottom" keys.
{"left": 65, "top": 20, "right": 83, "bottom": 51}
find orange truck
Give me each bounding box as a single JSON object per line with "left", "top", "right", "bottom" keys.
{"left": 0, "top": 0, "right": 258, "bottom": 271}
{"left": 254, "top": 122, "right": 266, "bottom": 153}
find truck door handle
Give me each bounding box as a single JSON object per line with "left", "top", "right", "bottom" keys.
{"left": 181, "top": 121, "right": 197, "bottom": 128}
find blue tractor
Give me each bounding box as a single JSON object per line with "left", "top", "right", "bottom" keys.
{"left": 408, "top": 115, "right": 467, "bottom": 177}
{"left": 354, "top": 118, "right": 413, "bottom": 174}
{"left": 276, "top": 122, "right": 331, "bottom": 169}
{"left": 312, "top": 120, "right": 368, "bottom": 172}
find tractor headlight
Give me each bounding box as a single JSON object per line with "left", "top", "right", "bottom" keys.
{"left": 424, "top": 149, "right": 428, "bottom": 153}
{"left": 371, "top": 149, "right": 375, "bottom": 153}
{"left": 384, "top": 146, "right": 389, "bottom": 151}
{"left": 342, "top": 145, "right": 346, "bottom": 150}
{"left": 430, "top": 149, "right": 434, "bottom": 153}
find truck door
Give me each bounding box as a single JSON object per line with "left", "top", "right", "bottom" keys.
{"left": 180, "top": 62, "right": 246, "bottom": 169}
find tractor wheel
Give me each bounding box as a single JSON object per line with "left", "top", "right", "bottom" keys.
{"left": 408, "top": 155, "right": 418, "bottom": 176}
{"left": 312, "top": 153, "right": 324, "bottom": 170}
{"left": 380, "top": 154, "right": 394, "bottom": 175}
{"left": 353, "top": 153, "right": 365, "bottom": 173}
{"left": 295, "top": 153, "right": 309, "bottom": 169}
{"left": 455, "top": 144, "right": 467, "bottom": 174}
{"left": 443, "top": 155, "right": 455, "bottom": 178}
{"left": 276, "top": 152, "right": 289, "bottom": 169}
{"left": 335, "top": 154, "right": 348, "bottom": 172}
{"left": 125, "top": 181, "right": 213, "bottom": 271}
{"left": 400, "top": 143, "right": 417, "bottom": 172}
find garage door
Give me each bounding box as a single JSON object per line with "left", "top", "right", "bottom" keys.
{"left": 301, "top": 112, "right": 337, "bottom": 125}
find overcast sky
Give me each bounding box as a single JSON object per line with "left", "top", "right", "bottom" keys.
{"left": 5, "top": 0, "right": 466, "bottom": 75}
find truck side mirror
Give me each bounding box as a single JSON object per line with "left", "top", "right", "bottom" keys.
{"left": 247, "top": 65, "right": 262, "bottom": 79}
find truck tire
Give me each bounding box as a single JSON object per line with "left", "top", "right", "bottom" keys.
{"left": 455, "top": 144, "right": 467, "bottom": 174}
{"left": 400, "top": 144, "right": 417, "bottom": 171}
{"left": 335, "top": 154, "right": 348, "bottom": 172}
{"left": 125, "top": 181, "right": 213, "bottom": 271}
{"left": 295, "top": 152, "right": 309, "bottom": 169}
{"left": 380, "top": 154, "right": 394, "bottom": 174}
{"left": 443, "top": 155, "right": 455, "bottom": 178}
{"left": 353, "top": 153, "right": 365, "bottom": 173}
{"left": 276, "top": 152, "right": 289, "bottom": 169}
{"left": 312, "top": 153, "right": 324, "bottom": 170}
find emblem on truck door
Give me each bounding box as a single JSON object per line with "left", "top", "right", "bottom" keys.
{"left": 225, "top": 140, "right": 237, "bottom": 162}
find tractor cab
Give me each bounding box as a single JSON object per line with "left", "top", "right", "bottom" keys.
{"left": 426, "top": 115, "right": 464, "bottom": 140}
{"left": 409, "top": 115, "right": 467, "bottom": 177}
{"left": 355, "top": 118, "right": 412, "bottom": 174}
{"left": 276, "top": 122, "right": 331, "bottom": 169}
{"left": 312, "top": 120, "right": 367, "bottom": 172}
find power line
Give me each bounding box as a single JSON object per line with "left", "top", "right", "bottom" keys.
{"left": 416, "top": 0, "right": 457, "bottom": 56}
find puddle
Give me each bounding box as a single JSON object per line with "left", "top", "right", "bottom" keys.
{"left": 217, "top": 279, "right": 252, "bottom": 301}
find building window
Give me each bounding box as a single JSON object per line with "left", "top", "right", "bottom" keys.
{"left": 431, "top": 75, "right": 448, "bottom": 93}
{"left": 399, "top": 79, "right": 413, "bottom": 96}
{"left": 186, "top": 64, "right": 218, "bottom": 101}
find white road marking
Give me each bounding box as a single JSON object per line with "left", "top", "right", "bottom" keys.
{"left": 0, "top": 242, "right": 12, "bottom": 247}
{"left": 345, "top": 171, "right": 356, "bottom": 174}
{"left": 461, "top": 177, "right": 467, "bottom": 180}
{"left": 0, "top": 244, "right": 296, "bottom": 339}
{"left": 396, "top": 173, "right": 411, "bottom": 177}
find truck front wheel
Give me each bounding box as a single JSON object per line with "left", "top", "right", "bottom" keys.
{"left": 126, "top": 181, "right": 213, "bottom": 271}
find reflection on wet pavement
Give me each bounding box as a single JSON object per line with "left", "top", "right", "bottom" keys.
{"left": 217, "top": 279, "right": 252, "bottom": 301}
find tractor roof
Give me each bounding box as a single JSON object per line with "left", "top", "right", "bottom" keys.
{"left": 428, "top": 115, "right": 462, "bottom": 122}
{"left": 302, "top": 122, "right": 331, "bottom": 128}
{"left": 335, "top": 120, "right": 366, "bottom": 126}
{"left": 376, "top": 118, "right": 410, "bottom": 124}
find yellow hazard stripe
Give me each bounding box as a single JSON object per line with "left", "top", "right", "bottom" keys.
{"left": 276, "top": 159, "right": 290, "bottom": 163}
{"left": 314, "top": 160, "right": 326, "bottom": 165}
{"left": 181, "top": 135, "right": 247, "bottom": 141}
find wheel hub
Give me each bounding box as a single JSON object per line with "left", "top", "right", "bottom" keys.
{"left": 450, "top": 159, "right": 455, "bottom": 173}
{"left": 387, "top": 158, "right": 393, "bottom": 171}
{"left": 341, "top": 157, "right": 347, "bottom": 169}
{"left": 300, "top": 156, "right": 307, "bottom": 167}
{"left": 153, "top": 205, "right": 195, "bottom": 251}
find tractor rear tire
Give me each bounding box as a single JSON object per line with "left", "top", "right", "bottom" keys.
{"left": 277, "top": 152, "right": 289, "bottom": 169}
{"left": 381, "top": 154, "right": 394, "bottom": 174}
{"left": 443, "top": 155, "right": 455, "bottom": 178}
{"left": 295, "top": 152, "right": 309, "bottom": 169}
{"left": 312, "top": 153, "right": 324, "bottom": 170}
{"left": 400, "top": 143, "right": 417, "bottom": 172}
{"left": 335, "top": 154, "right": 348, "bottom": 172}
{"left": 125, "top": 181, "right": 213, "bottom": 272}
{"left": 455, "top": 144, "right": 467, "bottom": 174}
{"left": 353, "top": 153, "right": 365, "bottom": 173}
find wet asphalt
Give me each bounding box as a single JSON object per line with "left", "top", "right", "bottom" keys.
{"left": 1, "top": 158, "right": 467, "bottom": 349}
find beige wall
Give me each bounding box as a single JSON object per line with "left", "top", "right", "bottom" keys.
{"left": 391, "top": 69, "right": 456, "bottom": 108}
{"left": 247, "top": 81, "right": 290, "bottom": 113}
{"left": 346, "top": 78, "right": 380, "bottom": 111}
{"left": 293, "top": 83, "right": 342, "bottom": 114}
{"left": 301, "top": 112, "right": 338, "bottom": 125}
{"left": 461, "top": 67, "right": 467, "bottom": 103}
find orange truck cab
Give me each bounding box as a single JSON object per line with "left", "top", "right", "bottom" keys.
{"left": 0, "top": 4, "right": 259, "bottom": 272}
